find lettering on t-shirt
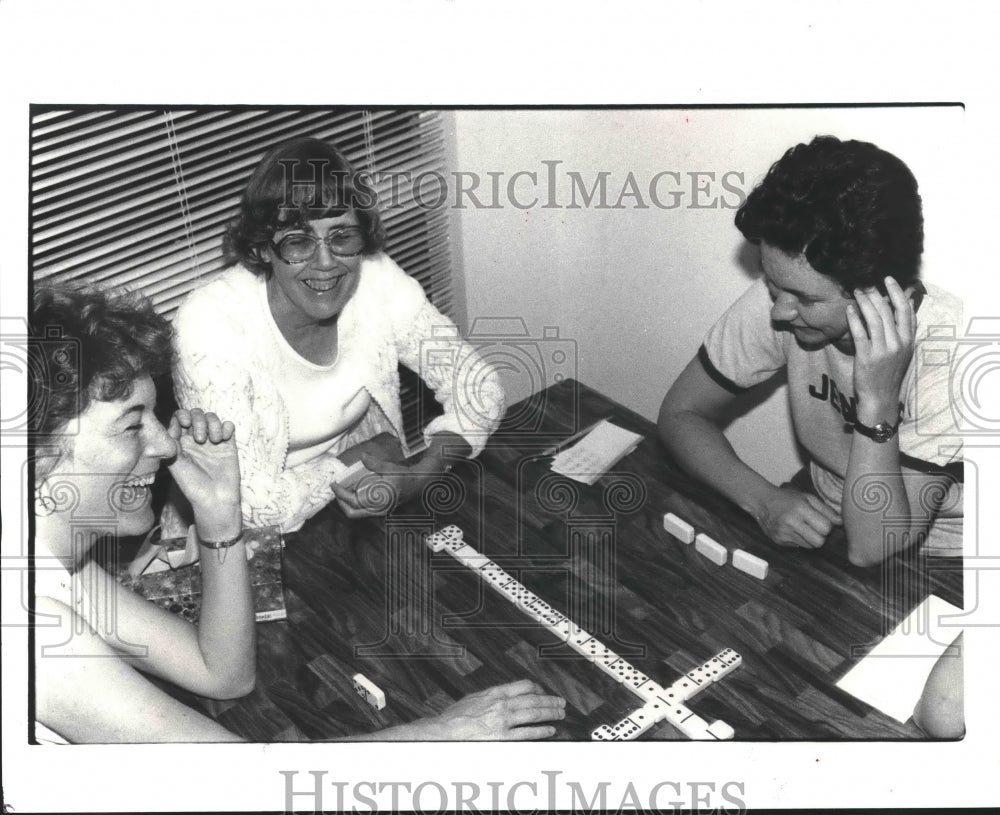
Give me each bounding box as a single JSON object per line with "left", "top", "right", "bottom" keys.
{"left": 808, "top": 373, "right": 905, "bottom": 427}
{"left": 808, "top": 373, "right": 858, "bottom": 424}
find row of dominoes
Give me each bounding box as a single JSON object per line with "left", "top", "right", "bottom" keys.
{"left": 663, "top": 513, "right": 769, "bottom": 579}
{"left": 425, "top": 525, "right": 741, "bottom": 741}
{"left": 426, "top": 526, "right": 662, "bottom": 698}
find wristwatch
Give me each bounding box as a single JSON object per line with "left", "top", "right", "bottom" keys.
{"left": 853, "top": 418, "right": 899, "bottom": 443}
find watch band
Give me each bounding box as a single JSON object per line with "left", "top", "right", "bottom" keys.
{"left": 853, "top": 419, "right": 899, "bottom": 443}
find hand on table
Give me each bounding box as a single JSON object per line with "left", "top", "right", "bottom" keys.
{"left": 754, "top": 485, "right": 841, "bottom": 549}
{"left": 166, "top": 408, "right": 241, "bottom": 537}
{"left": 847, "top": 277, "right": 916, "bottom": 410}
{"left": 426, "top": 680, "right": 566, "bottom": 741}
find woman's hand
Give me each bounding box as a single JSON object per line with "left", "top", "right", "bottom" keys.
{"left": 847, "top": 278, "right": 916, "bottom": 412}
{"left": 166, "top": 408, "right": 241, "bottom": 538}
{"left": 423, "top": 680, "right": 566, "bottom": 741}
{"left": 330, "top": 454, "right": 439, "bottom": 518}
{"left": 338, "top": 432, "right": 407, "bottom": 468}
{"left": 753, "top": 485, "right": 841, "bottom": 548}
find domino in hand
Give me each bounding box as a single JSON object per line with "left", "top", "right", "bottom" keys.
{"left": 352, "top": 672, "right": 386, "bottom": 710}
{"left": 334, "top": 460, "right": 373, "bottom": 490}
{"left": 694, "top": 533, "right": 727, "bottom": 566}
{"left": 663, "top": 512, "right": 695, "bottom": 544}
{"left": 732, "top": 548, "right": 769, "bottom": 580}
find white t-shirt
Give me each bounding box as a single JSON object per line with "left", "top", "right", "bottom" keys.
{"left": 701, "top": 278, "right": 963, "bottom": 555}
{"left": 256, "top": 277, "right": 373, "bottom": 468}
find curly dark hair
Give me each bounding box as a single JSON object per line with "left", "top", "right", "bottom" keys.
{"left": 224, "top": 137, "right": 386, "bottom": 276}
{"left": 30, "top": 283, "right": 173, "bottom": 453}
{"left": 735, "top": 136, "right": 924, "bottom": 292}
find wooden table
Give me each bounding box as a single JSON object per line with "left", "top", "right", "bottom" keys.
{"left": 200, "top": 379, "right": 962, "bottom": 741}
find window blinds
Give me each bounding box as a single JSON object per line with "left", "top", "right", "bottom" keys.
{"left": 30, "top": 107, "right": 452, "bottom": 445}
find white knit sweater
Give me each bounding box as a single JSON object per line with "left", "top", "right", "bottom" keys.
{"left": 164, "top": 253, "right": 505, "bottom": 533}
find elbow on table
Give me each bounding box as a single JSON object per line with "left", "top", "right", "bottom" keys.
{"left": 205, "top": 669, "right": 256, "bottom": 701}
{"left": 846, "top": 522, "right": 928, "bottom": 568}
{"left": 847, "top": 548, "right": 885, "bottom": 569}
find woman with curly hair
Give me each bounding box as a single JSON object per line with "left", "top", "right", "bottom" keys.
{"left": 32, "top": 283, "right": 254, "bottom": 742}
{"left": 33, "top": 284, "right": 563, "bottom": 742}
{"left": 163, "top": 137, "right": 505, "bottom": 535}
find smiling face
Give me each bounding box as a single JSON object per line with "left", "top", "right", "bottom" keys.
{"left": 39, "top": 375, "right": 176, "bottom": 547}
{"left": 263, "top": 212, "right": 364, "bottom": 329}
{"left": 759, "top": 242, "right": 856, "bottom": 351}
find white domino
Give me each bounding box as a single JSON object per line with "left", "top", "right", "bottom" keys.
{"left": 608, "top": 708, "right": 659, "bottom": 741}
{"left": 707, "top": 719, "right": 735, "bottom": 740}
{"left": 716, "top": 648, "right": 743, "bottom": 670}
{"left": 334, "top": 460, "right": 371, "bottom": 490}
{"left": 663, "top": 512, "right": 695, "bottom": 544}
{"left": 670, "top": 649, "right": 743, "bottom": 700}
{"left": 694, "top": 533, "right": 727, "bottom": 566}
{"left": 352, "top": 672, "right": 386, "bottom": 710}
{"left": 437, "top": 530, "right": 742, "bottom": 742}
{"left": 674, "top": 711, "right": 715, "bottom": 740}
{"left": 732, "top": 549, "right": 769, "bottom": 580}
{"left": 426, "top": 525, "right": 464, "bottom": 553}
{"left": 670, "top": 670, "right": 709, "bottom": 701}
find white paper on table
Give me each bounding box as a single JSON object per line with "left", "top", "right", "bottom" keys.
{"left": 835, "top": 594, "right": 964, "bottom": 723}
{"left": 550, "top": 419, "right": 643, "bottom": 484}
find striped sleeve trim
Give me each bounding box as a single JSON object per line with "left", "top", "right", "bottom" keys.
{"left": 697, "top": 344, "right": 750, "bottom": 395}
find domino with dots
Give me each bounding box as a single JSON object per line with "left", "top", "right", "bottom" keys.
{"left": 694, "top": 533, "right": 727, "bottom": 566}
{"left": 732, "top": 549, "right": 769, "bottom": 580}
{"left": 663, "top": 512, "right": 696, "bottom": 544}
{"left": 425, "top": 525, "right": 465, "bottom": 553}
{"left": 669, "top": 649, "right": 743, "bottom": 701}
{"left": 427, "top": 525, "right": 741, "bottom": 740}
{"left": 352, "top": 672, "right": 386, "bottom": 710}
{"left": 605, "top": 707, "right": 661, "bottom": 741}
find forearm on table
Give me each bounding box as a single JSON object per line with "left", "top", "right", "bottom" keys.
{"left": 334, "top": 719, "right": 444, "bottom": 742}
{"left": 843, "top": 404, "right": 915, "bottom": 567}
{"left": 659, "top": 409, "right": 778, "bottom": 517}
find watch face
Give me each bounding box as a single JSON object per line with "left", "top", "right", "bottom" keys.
{"left": 872, "top": 422, "right": 894, "bottom": 443}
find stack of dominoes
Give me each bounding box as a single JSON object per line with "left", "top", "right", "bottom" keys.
{"left": 424, "top": 525, "right": 742, "bottom": 741}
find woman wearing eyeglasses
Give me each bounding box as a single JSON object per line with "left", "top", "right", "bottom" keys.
{"left": 163, "top": 137, "right": 504, "bottom": 534}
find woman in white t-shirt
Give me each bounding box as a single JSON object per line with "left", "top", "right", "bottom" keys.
{"left": 164, "top": 137, "right": 505, "bottom": 535}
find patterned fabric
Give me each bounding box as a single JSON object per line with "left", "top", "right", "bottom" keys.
{"left": 165, "top": 254, "right": 505, "bottom": 534}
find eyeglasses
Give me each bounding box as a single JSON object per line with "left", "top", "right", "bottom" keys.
{"left": 270, "top": 227, "right": 366, "bottom": 264}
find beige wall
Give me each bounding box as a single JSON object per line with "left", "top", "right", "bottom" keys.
{"left": 442, "top": 108, "right": 963, "bottom": 484}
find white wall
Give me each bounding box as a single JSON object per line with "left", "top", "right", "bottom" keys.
{"left": 443, "top": 108, "right": 964, "bottom": 484}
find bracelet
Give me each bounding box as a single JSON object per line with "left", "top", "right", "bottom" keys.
{"left": 197, "top": 530, "right": 244, "bottom": 549}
